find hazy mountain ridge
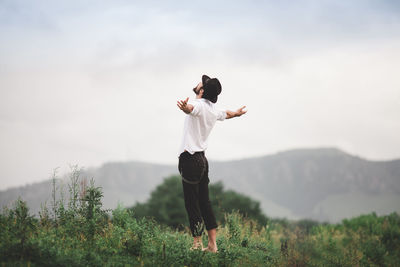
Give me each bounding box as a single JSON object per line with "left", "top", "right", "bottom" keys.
{"left": 208, "top": 148, "right": 400, "bottom": 221}
{"left": 1, "top": 147, "right": 399, "bottom": 223}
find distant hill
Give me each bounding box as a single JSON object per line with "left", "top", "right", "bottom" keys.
{"left": 209, "top": 147, "right": 400, "bottom": 222}
{"left": 1, "top": 147, "right": 399, "bottom": 223}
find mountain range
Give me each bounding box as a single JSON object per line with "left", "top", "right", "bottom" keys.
{"left": 1, "top": 147, "right": 399, "bottom": 223}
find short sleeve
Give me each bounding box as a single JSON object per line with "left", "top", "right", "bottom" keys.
{"left": 217, "top": 109, "right": 227, "bottom": 121}
{"left": 189, "top": 100, "right": 201, "bottom": 116}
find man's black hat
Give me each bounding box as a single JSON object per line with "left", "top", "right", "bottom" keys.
{"left": 202, "top": 74, "right": 222, "bottom": 103}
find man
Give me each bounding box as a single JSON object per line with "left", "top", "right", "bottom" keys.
{"left": 177, "top": 74, "right": 247, "bottom": 253}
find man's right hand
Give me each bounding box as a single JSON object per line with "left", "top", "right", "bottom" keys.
{"left": 236, "top": 106, "right": 247, "bottom": 117}
{"left": 226, "top": 106, "right": 247, "bottom": 119}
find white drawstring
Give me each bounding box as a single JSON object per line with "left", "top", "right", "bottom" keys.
{"left": 180, "top": 152, "right": 207, "bottom": 185}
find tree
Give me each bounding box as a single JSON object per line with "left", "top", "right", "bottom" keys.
{"left": 1, "top": 197, "right": 38, "bottom": 262}
{"left": 128, "top": 175, "right": 269, "bottom": 229}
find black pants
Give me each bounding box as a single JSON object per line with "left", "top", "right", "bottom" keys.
{"left": 178, "top": 151, "right": 218, "bottom": 237}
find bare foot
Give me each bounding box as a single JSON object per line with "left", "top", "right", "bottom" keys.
{"left": 203, "top": 246, "right": 218, "bottom": 253}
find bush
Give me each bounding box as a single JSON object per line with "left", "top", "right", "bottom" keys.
{"left": 1, "top": 168, "right": 399, "bottom": 266}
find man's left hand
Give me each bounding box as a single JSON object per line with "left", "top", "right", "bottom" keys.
{"left": 177, "top": 97, "right": 194, "bottom": 114}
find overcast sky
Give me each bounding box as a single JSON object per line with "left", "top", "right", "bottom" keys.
{"left": 1, "top": 0, "right": 400, "bottom": 190}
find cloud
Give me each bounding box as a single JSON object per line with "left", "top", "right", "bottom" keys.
{"left": 1, "top": 0, "right": 400, "bottom": 190}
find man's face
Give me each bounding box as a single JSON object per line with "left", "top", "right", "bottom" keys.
{"left": 192, "top": 82, "right": 203, "bottom": 95}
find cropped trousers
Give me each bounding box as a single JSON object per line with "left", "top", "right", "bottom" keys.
{"left": 178, "top": 151, "right": 218, "bottom": 237}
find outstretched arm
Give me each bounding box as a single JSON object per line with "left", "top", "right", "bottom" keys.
{"left": 226, "top": 106, "right": 247, "bottom": 119}
{"left": 177, "top": 97, "right": 194, "bottom": 114}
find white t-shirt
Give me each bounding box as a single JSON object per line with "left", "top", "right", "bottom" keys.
{"left": 179, "top": 98, "right": 227, "bottom": 156}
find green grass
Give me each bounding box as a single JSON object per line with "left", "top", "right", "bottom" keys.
{"left": 1, "top": 167, "right": 399, "bottom": 266}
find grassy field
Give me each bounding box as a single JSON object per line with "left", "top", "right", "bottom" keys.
{"left": 1, "top": 176, "right": 399, "bottom": 266}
